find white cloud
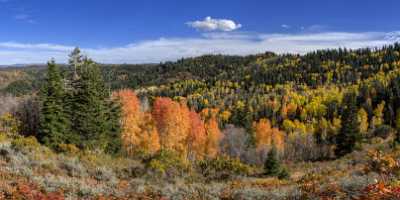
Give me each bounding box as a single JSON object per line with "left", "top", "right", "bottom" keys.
{"left": 281, "top": 24, "right": 291, "bottom": 29}
{"left": 0, "top": 31, "right": 399, "bottom": 65}
{"left": 186, "top": 16, "right": 242, "bottom": 32}
{"left": 0, "top": 42, "right": 73, "bottom": 51}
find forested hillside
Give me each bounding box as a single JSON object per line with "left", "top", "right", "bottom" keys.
{"left": 1, "top": 45, "right": 400, "bottom": 199}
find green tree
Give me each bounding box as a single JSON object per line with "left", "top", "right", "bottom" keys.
{"left": 68, "top": 58, "right": 121, "bottom": 151}
{"left": 335, "top": 91, "right": 360, "bottom": 157}
{"left": 264, "top": 145, "right": 281, "bottom": 176}
{"left": 103, "top": 98, "right": 122, "bottom": 154}
{"left": 38, "top": 60, "right": 70, "bottom": 148}
{"left": 70, "top": 59, "right": 109, "bottom": 149}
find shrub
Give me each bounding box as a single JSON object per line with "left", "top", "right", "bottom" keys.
{"left": 365, "top": 150, "right": 400, "bottom": 175}
{"left": 11, "top": 136, "right": 41, "bottom": 153}
{"left": 59, "top": 157, "right": 88, "bottom": 178}
{"left": 197, "top": 156, "right": 252, "bottom": 180}
{"left": 57, "top": 143, "right": 80, "bottom": 155}
{"left": 277, "top": 167, "right": 290, "bottom": 180}
{"left": 0, "top": 133, "right": 8, "bottom": 143}
{"left": 0, "top": 113, "right": 20, "bottom": 138}
{"left": 91, "top": 167, "right": 117, "bottom": 183}
{"left": 144, "top": 149, "right": 190, "bottom": 178}
{"left": 9, "top": 181, "right": 65, "bottom": 200}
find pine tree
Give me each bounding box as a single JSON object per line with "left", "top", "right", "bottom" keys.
{"left": 64, "top": 48, "right": 84, "bottom": 145}
{"left": 72, "top": 59, "right": 110, "bottom": 150}
{"left": 38, "top": 60, "right": 70, "bottom": 148}
{"left": 335, "top": 91, "right": 360, "bottom": 157}
{"left": 264, "top": 145, "right": 281, "bottom": 176}
{"left": 63, "top": 48, "right": 122, "bottom": 152}
{"left": 68, "top": 47, "right": 83, "bottom": 79}
{"left": 104, "top": 98, "right": 122, "bottom": 154}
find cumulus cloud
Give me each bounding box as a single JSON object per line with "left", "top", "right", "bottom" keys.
{"left": 187, "top": 16, "right": 242, "bottom": 32}
{"left": 281, "top": 24, "right": 291, "bottom": 29}
{"left": 0, "top": 31, "right": 399, "bottom": 65}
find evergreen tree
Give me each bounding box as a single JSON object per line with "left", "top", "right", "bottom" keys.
{"left": 64, "top": 48, "right": 84, "bottom": 145}
{"left": 264, "top": 145, "right": 281, "bottom": 176}
{"left": 68, "top": 47, "right": 83, "bottom": 79}
{"left": 71, "top": 59, "right": 109, "bottom": 149}
{"left": 67, "top": 58, "right": 121, "bottom": 151}
{"left": 38, "top": 60, "right": 70, "bottom": 148}
{"left": 103, "top": 98, "right": 122, "bottom": 154}
{"left": 335, "top": 91, "right": 360, "bottom": 157}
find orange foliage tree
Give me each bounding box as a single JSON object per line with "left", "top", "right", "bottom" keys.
{"left": 187, "top": 111, "right": 207, "bottom": 160}
{"left": 152, "top": 97, "right": 191, "bottom": 155}
{"left": 202, "top": 110, "right": 223, "bottom": 158}
{"left": 253, "top": 118, "right": 285, "bottom": 153}
{"left": 113, "top": 89, "right": 160, "bottom": 155}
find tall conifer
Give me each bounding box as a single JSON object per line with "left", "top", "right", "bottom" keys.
{"left": 335, "top": 91, "right": 360, "bottom": 157}
{"left": 38, "top": 60, "right": 69, "bottom": 148}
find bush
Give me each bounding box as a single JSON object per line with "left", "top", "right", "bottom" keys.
{"left": 11, "top": 136, "right": 41, "bottom": 153}
{"left": 365, "top": 150, "right": 400, "bottom": 175}
{"left": 144, "top": 149, "right": 190, "bottom": 178}
{"left": 0, "top": 113, "right": 20, "bottom": 138}
{"left": 197, "top": 156, "right": 252, "bottom": 180}
{"left": 277, "top": 167, "right": 290, "bottom": 180}
{"left": 58, "top": 143, "right": 80, "bottom": 155}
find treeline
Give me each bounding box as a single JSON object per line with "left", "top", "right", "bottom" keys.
{"left": 2, "top": 44, "right": 400, "bottom": 170}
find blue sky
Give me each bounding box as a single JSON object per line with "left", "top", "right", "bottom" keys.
{"left": 0, "top": 0, "right": 399, "bottom": 64}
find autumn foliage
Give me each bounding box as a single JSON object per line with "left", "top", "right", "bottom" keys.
{"left": 204, "top": 116, "right": 223, "bottom": 158}
{"left": 187, "top": 111, "right": 207, "bottom": 160}
{"left": 114, "top": 92, "right": 224, "bottom": 160}
{"left": 113, "top": 89, "right": 160, "bottom": 155}
{"left": 152, "top": 97, "right": 191, "bottom": 155}
{"left": 253, "top": 118, "right": 285, "bottom": 153}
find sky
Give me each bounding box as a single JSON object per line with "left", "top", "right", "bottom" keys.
{"left": 0, "top": 0, "right": 400, "bottom": 64}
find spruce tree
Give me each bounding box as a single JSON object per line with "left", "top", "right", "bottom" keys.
{"left": 335, "top": 91, "right": 360, "bottom": 157}
{"left": 264, "top": 145, "right": 281, "bottom": 176}
{"left": 64, "top": 48, "right": 84, "bottom": 145}
{"left": 69, "top": 58, "right": 121, "bottom": 151}
{"left": 38, "top": 60, "right": 70, "bottom": 148}
{"left": 104, "top": 99, "right": 122, "bottom": 154}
